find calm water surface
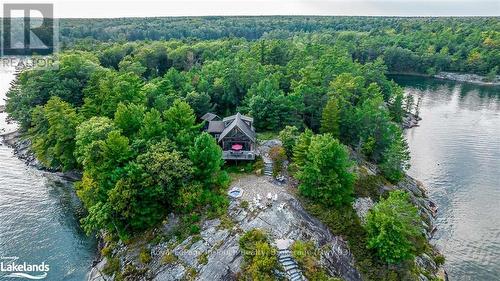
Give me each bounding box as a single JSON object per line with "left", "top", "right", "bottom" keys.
{"left": 0, "top": 67, "right": 96, "bottom": 280}
{"left": 393, "top": 75, "right": 500, "bottom": 281}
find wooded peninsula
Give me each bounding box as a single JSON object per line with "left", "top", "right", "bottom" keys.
{"left": 5, "top": 16, "right": 498, "bottom": 281}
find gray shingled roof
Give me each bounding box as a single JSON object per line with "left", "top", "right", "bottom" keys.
{"left": 207, "top": 121, "right": 225, "bottom": 133}
{"left": 222, "top": 113, "right": 253, "bottom": 123}
{"left": 201, "top": 112, "right": 220, "bottom": 122}
{"left": 218, "top": 113, "right": 256, "bottom": 143}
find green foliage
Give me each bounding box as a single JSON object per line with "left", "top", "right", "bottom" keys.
{"left": 239, "top": 229, "right": 278, "bottom": 281}
{"left": 291, "top": 241, "right": 336, "bottom": 281}
{"left": 198, "top": 253, "right": 208, "bottom": 265}
{"left": 102, "top": 256, "right": 121, "bottom": 276}
{"left": 302, "top": 198, "right": 413, "bottom": 280}
{"left": 74, "top": 116, "right": 116, "bottom": 165}
{"left": 139, "top": 248, "right": 152, "bottom": 264}
{"left": 434, "top": 254, "right": 446, "bottom": 266}
{"left": 59, "top": 17, "right": 499, "bottom": 77}
{"left": 189, "top": 132, "right": 224, "bottom": 186}
{"left": 241, "top": 76, "right": 302, "bottom": 131}
{"left": 268, "top": 146, "right": 287, "bottom": 176}
{"left": 320, "top": 97, "right": 340, "bottom": 138}
{"left": 82, "top": 70, "right": 145, "bottom": 118}
{"left": 162, "top": 252, "right": 178, "bottom": 264}
{"left": 138, "top": 108, "right": 165, "bottom": 141}
{"left": 365, "top": 190, "right": 422, "bottom": 264}
{"left": 292, "top": 129, "right": 313, "bottom": 169}
{"left": 296, "top": 134, "right": 356, "bottom": 207}
{"left": 163, "top": 99, "right": 200, "bottom": 149}
{"left": 5, "top": 26, "right": 452, "bottom": 242}
{"left": 379, "top": 129, "right": 411, "bottom": 183}
{"left": 29, "top": 96, "right": 81, "bottom": 170}
{"left": 185, "top": 91, "right": 213, "bottom": 118}
{"left": 6, "top": 53, "right": 100, "bottom": 130}
{"left": 114, "top": 103, "right": 145, "bottom": 138}
{"left": 354, "top": 174, "right": 387, "bottom": 200}
{"left": 278, "top": 125, "right": 299, "bottom": 159}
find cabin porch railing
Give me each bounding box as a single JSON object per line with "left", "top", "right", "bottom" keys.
{"left": 222, "top": 150, "right": 255, "bottom": 160}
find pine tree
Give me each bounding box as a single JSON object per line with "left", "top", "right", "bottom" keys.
{"left": 292, "top": 129, "right": 313, "bottom": 170}
{"left": 320, "top": 97, "right": 340, "bottom": 137}
{"left": 189, "top": 132, "right": 224, "bottom": 186}
{"left": 296, "top": 134, "right": 356, "bottom": 207}
{"left": 365, "top": 190, "right": 422, "bottom": 264}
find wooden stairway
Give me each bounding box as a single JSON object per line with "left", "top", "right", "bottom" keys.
{"left": 277, "top": 249, "right": 306, "bottom": 281}
{"left": 263, "top": 162, "right": 273, "bottom": 176}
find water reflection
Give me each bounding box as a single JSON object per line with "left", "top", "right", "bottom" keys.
{"left": 392, "top": 75, "right": 500, "bottom": 281}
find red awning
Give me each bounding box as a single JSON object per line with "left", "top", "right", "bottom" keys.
{"left": 231, "top": 144, "right": 243, "bottom": 151}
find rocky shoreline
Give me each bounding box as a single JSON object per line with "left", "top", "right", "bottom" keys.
{"left": 389, "top": 71, "right": 500, "bottom": 86}
{"left": 0, "top": 130, "right": 82, "bottom": 181}
{"left": 434, "top": 72, "right": 500, "bottom": 86}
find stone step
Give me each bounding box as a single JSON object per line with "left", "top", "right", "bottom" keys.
{"left": 284, "top": 264, "right": 298, "bottom": 272}
{"left": 278, "top": 254, "right": 291, "bottom": 259}
{"left": 278, "top": 255, "right": 291, "bottom": 261}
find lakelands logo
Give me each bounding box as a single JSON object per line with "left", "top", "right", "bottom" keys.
{"left": 0, "top": 257, "right": 49, "bottom": 280}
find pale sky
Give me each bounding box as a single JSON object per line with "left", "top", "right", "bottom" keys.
{"left": 2, "top": 0, "right": 499, "bottom": 18}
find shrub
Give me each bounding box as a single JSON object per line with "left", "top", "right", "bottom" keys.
{"left": 189, "top": 225, "right": 201, "bottom": 235}
{"left": 269, "top": 146, "right": 287, "bottom": 176}
{"left": 434, "top": 254, "right": 445, "bottom": 266}
{"left": 162, "top": 252, "right": 177, "bottom": 264}
{"left": 279, "top": 125, "right": 299, "bottom": 158}
{"left": 219, "top": 214, "right": 235, "bottom": 230}
{"left": 139, "top": 248, "right": 152, "bottom": 264}
{"left": 239, "top": 229, "right": 278, "bottom": 280}
{"left": 103, "top": 256, "right": 120, "bottom": 276}
{"left": 291, "top": 240, "right": 336, "bottom": 281}
{"left": 240, "top": 200, "right": 249, "bottom": 210}
{"left": 198, "top": 252, "right": 208, "bottom": 265}
{"left": 101, "top": 245, "right": 113, "bottom": 258}
{"left": 354, "top": 174, "right": 387, "bottom": 200}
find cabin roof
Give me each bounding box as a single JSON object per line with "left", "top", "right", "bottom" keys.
{"left": 222, "top": 113, "right": 253, "bottom": 123}
{"left": 201, "top": 112, "right": 220, "bottom": 122}
{"left": 218, "top": 112, "right": 256, "bottom": 143}
{"left": 207, "top": 121, "right": 225, "bottom": 133}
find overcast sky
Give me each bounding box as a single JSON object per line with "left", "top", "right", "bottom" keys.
{"left": 3, "top": 0, "right": 500, "bottom": 18}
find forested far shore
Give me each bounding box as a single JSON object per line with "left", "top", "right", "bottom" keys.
{"left": 58, "top": 16, "right": 500, "bottom": 76}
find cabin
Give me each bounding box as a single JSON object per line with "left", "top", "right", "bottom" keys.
{"left": 202, "top": 112, "right": 256, "bottom": 160}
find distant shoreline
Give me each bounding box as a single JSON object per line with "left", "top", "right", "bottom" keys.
{"left": 389, "top": 71, "right": 500, "bottom": 86}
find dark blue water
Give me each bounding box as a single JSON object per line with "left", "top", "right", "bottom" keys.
{"left": 0, "top": 67, "right": 96, "bottom": 281}
{"left": 394, "top": 76, "right": 500, "bottom": 281}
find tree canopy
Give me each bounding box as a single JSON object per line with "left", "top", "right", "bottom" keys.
{"left": 365, "top": 190, "right": 423, "bottom": 264}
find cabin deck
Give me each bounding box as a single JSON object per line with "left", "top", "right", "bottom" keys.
{"left": 222, "top": 150, "right": 256, "bottom": 160}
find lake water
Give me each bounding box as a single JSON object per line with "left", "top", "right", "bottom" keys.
{"left": 0, "top": 67, "right": 96, "bottom": 280}
{"left": 393, "top": 76, "right": 500, "bottom": 281}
